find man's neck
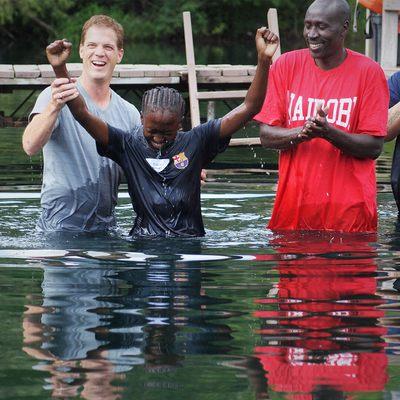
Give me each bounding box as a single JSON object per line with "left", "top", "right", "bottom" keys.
{"left": 79, "top": 74, "right": 112, "bottom": 109}
{"left": 315, "top": 47, "right": 347, "bottom": 71}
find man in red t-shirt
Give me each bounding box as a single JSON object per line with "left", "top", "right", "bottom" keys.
{"left": 255, "top": 0, "right": 389, "bottom": 232}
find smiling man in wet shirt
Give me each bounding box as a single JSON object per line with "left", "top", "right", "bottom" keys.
{"left": 255, "top": 0, "right": 389, "bottom": 233}
{"left": 23, "top": 15, "right": 141, "bottom": 232}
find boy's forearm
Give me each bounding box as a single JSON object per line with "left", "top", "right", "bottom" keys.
{"left": 52, "top": 63, "right": 89, "bottom": 124}
{"left": 244, "top": 57, "right": 270, "bottom": 114}
{"left": 50, "top": 62, "right": 109, "bottom": 146}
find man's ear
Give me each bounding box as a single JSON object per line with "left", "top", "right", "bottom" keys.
{"left": 117, "top": 48, "right": 124, "bottom": 64}
{"left": 342, "top": 19, "right": 350, "bottom": 35}
{"left": 140, "top": 112, "right": 144, "bottom": 125}
{"left": 79, "top": 44, "right": 83, "bottom": 60}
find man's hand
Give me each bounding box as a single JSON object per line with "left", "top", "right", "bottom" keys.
{"left": 300, "top": 105, "right": 330, "bottom": 139}
{"left": 46, "top": 39, "right": 72, "bottom": 68}
{"left": 200, "top": 169, "right": 207, "bottom": 186}
{"left": 255, "top": 27, "right": 279, "bottom": 63}
{"left": 50, "top": 78, "right": 79, "bottom": 110}
{"left": 288, "top": 105, "right": 330, "bottom": 147}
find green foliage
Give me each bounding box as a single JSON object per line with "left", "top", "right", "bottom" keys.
{"left": 0, "top": 0, "right": 73, "bottom": 36}
{"left": 0, "top": 0, "right": 365, "bottom": 58}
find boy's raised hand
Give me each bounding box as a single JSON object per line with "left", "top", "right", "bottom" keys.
{"left": 46, "top": 39, "right": 72, "bottom": 68}
{"left": 256, "top": 27, "right": 279, "bottom": 62}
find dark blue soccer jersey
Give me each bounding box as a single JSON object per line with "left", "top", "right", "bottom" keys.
{"left": 97, "top": 119, "right": 226, "bottom": 237}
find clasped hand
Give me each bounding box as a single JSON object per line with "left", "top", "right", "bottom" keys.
{"left": 298, "top": 104, "right": 330, "bottom": 141}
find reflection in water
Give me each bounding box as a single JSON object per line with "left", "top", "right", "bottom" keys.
{"left": 253, "top": 232, "right": 389, "bottom": 399}
{"left": 19, "top": 231, "right": 400, "bottom": 399}
{"left": 22, "top": 240, "right": 233, "bottom": 399}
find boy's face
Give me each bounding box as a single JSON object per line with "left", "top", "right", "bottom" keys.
{"left": 79, "top": 25, "right": 123, "bottom": 83}
{"left": 142, "top": 110, "right": 181, "bottom": 151}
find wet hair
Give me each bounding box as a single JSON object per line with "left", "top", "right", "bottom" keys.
{"left": 80, "top": 15, "right": 124, "bottom": 49}
{"left": 141, "top": 87, "right": 186, "bottom": 119}
{"left": 307, "top": 0, "right": 351, "bottom": 24}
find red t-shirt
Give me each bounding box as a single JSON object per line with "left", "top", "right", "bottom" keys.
{"left": 255, "top": 49, "right": 389, "bottom": 232}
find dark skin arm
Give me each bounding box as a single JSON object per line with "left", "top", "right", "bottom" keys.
{"left": 386, "top": 101, "right": 400, "bottom": 142}
{"left": 219, "top": 28, "right": 279, "bottom": 138}
{"left": 260, "top": 125, "right": 309, "bottom": 150}
{"left": 46, "top": 40, "right": 110, "bottom": 146}
{"left": 305, "top": 105, "right": 383, "bottom": 159}
{"left": 260, "top": 104, "right": 383, "bottom": 159}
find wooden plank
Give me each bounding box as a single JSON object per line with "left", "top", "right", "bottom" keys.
{"left": 183, "top": 11, "right": 201, "bottom": 127}
{"left": 162, "top": 64, "right": 187, "bottom": 77}
{"left": 196, "top": 76, "right": 253, "bottom": 84}
{"left": 197, "top": 67, "right": 222, "bottom": 77}
{"left": 110, "top": 77, "right": 180, "bottom": 85}
{"left": 222, "top": 66, "right": 249, "bottom": 76}
{"left": 383, "top": 0, "right": 400, "bottom": 10}
{"left": 116, "top": 64, "right": 145, "bottom": 78}
{"left": 0, "top": 65, "right": 14, "bottom": 78}
{"left": 38, "top": 64, "right": 55, "bottom": 78}
{"left": 13, "top": 65, "right": 40, "bottom": 78}
{"left": 197, "top": 90, "right": 247, "bottom": 100}
{"left": 267, "top": 8, "right": 281, "bottom": 62}
{"left": 142, "top": 65, "right": 171, "bottom": 77}
{"left": 230, "top": 137, "right": 261, "bottom": 147}
{"left": 0, "top": 76, "right": 180, "bottom": 86}
{"left": 247, "top": 66, "right": 256, "bottom": 76}
{"left": 381, "top": 1, "right": 399, "bottom": 68}
{"left": 66, "top": 63, "right": 83, "bottom": 77}
{"left": 0, "top": 77, "right": 54, "bottom": 85}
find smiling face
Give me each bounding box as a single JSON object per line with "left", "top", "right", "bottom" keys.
{"left": 303, "top": 0, "right": 349, "bottom": 69}
{"left": 79, "top": 25, "right": 123, "bottom": 84}
{"left": 142, "top": 110, "right": 182, "bottom": 151}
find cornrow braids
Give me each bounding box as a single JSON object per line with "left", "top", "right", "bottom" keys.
{"left": 141, "top": 86, "right": 186, "bottom": 119}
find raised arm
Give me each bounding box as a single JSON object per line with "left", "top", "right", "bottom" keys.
{"left": 219, "top": 28, "right": 279, "bottom": 138}
{"left": 46, "top": 40, "right": 109, "bottom": 146}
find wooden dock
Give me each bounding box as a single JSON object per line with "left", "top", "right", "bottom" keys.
{"left": 0, "top": 63, "right": 256, "bottom": 88}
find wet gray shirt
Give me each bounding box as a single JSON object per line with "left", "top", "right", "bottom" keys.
{"left": 30, "top": 82, "right": 140, "bottom": 232}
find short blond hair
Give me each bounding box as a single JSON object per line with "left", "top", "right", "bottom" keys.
{"left": 80, "top": 15, "right": 124, "bottom": 49}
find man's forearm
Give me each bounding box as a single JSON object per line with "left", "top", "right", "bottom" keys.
{"left": 22, "top": 103, "right": 59, "bottom": 156}
{"left": 324, "top": 126, "right": 383, "bottom": 159}
{"left": 260, "top": 124, "right": 305, "bottom": 150}
{"left": 387, "top": 102, "right": 400, "bottom": 142}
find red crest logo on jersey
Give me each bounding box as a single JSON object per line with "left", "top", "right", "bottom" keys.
{"left": 172, "top": 152, "right": 189, "bottom": 169}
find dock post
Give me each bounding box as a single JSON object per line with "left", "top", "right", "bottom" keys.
{"left": 207, "top": 101, "right": 215, "bottom": 121}
{"left": 183, "top": 11, "right": 201, "bottom": 127}
{"left": 267, "top": 8, "right": 281, "bottom": 62}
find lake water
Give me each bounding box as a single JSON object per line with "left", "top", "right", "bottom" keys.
{"left": 0, "top": 123, "right": 400, "bottom": 399}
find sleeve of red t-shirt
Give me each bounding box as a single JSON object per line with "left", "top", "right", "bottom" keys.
{"left": 355, "top": 62, "right": 389, "bottom": 137}
{"left": 253, "top": 56, "right": 287, "bottom": 126}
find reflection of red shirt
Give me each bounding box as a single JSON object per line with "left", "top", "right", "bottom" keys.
{"left": 255, "top": 347, "right": 387, "bottom": 394}
{"left": 255, "top": 49, "right": 389, "bottom": 232}
{"left": 253, "top": 233, "right": 388, "bottom": 396}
